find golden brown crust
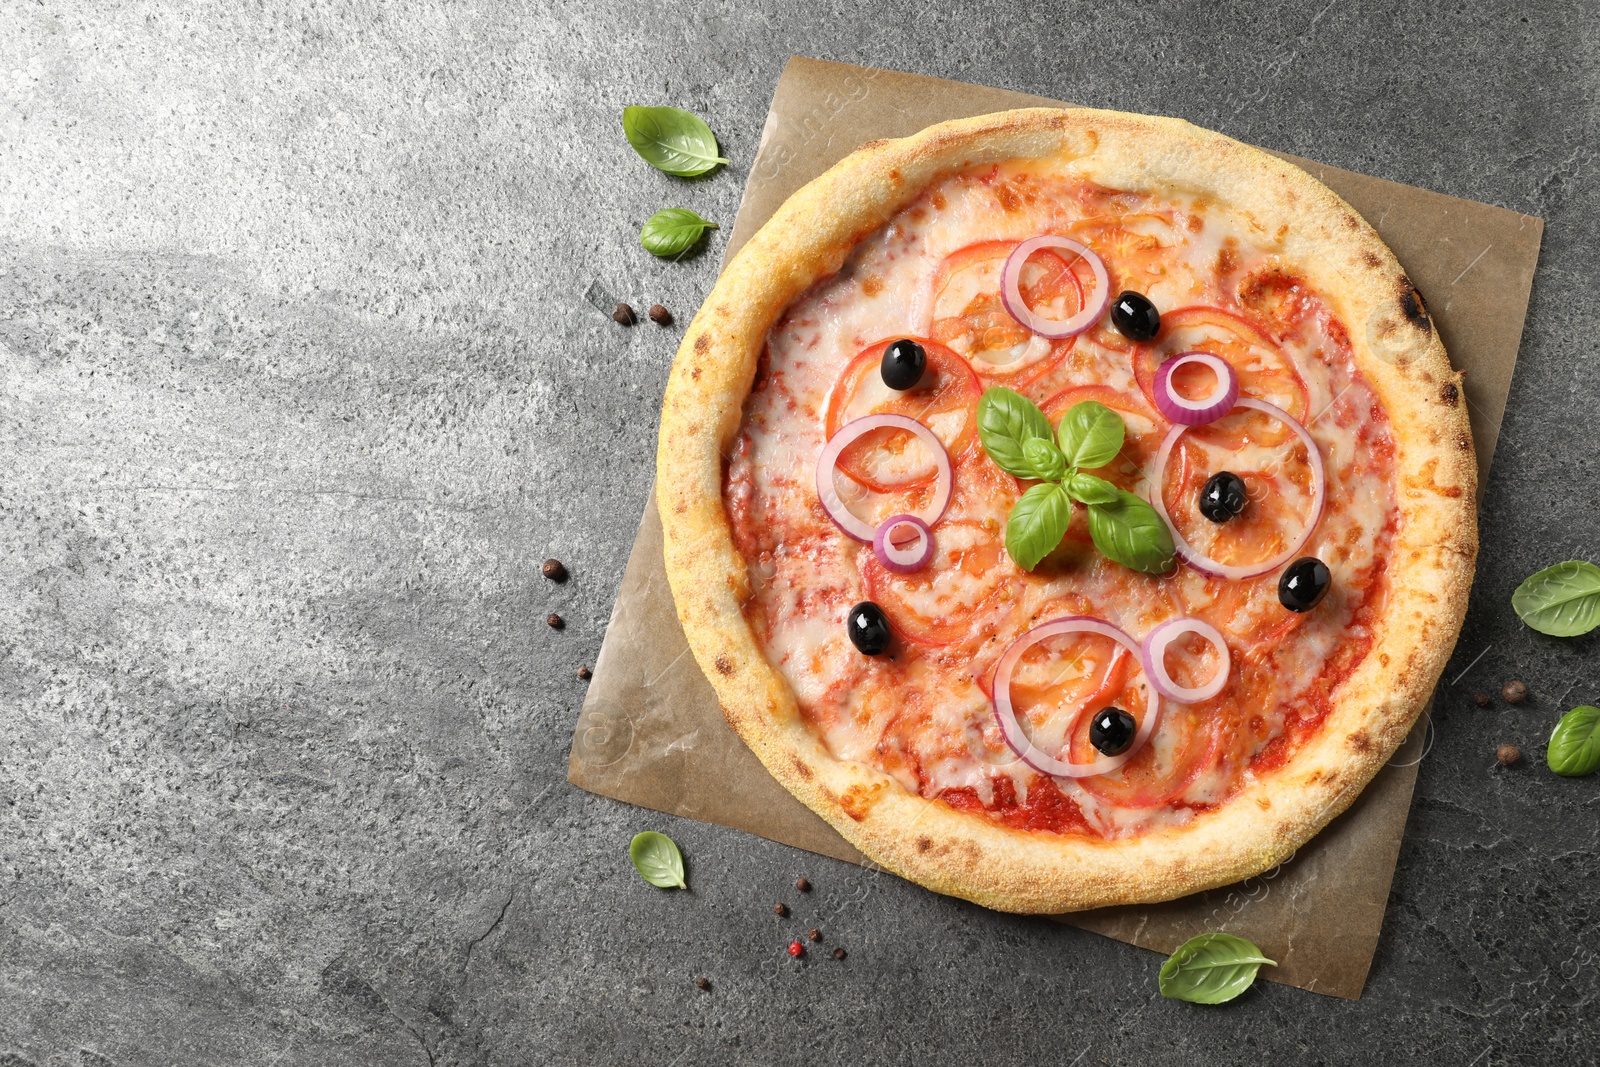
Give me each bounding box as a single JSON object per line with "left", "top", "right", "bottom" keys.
{"left": 656, "top": 107, "right": 1477, "bottom": 913}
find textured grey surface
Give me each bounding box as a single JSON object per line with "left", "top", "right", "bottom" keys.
{"left": 0, "top": 2, "right": 1595, "bottom": 1064}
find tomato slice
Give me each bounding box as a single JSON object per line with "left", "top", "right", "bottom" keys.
{"left": 1071, "top": 623, "right": 1294, "bottom": 808}
{"left": 862, "top": 517, "right": 1022, "bottom": 647}
{"left": 923, "top": 240, "right": 1082, "bottom": 384}
{"left": 824, "top": 337, "right": 981, "bottom": 492}
{"left": 1003, "top": 639, "right": 1132, "bottom": 727}
{"left": 1158, "top": 410, "right": 1320, "bottom": 576}
{"left": 1073, "top": 699, "right": 1220, "bottom": 809}
{"left": 1134, "top": 307, "right": 1310, "bottom": 448}
{"left": 981, "top": 633, "right": 1149, "bottom": 766}
{"left": 1176, "top": 568, "right": 1304, "bottom": 658}
{"left": 995, "top": 633, "right": 1212, "bottom": 811}
{"left": 1068, "top": 212, "right": 1182, "bottom": 293}
{"left": 1208, "top": 655, "right": 1291, "bottom": 768}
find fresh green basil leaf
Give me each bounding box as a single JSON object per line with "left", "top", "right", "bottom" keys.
{"left": 622, "top": 105, "right": 730, "bottom": 177}
{"left": 1548, "top": 706, "right": 1600, "bottom": 777}
{"left": 1159, "top": 932, "right": 1276, "bottom": 1005}
{"left": 1064, "top": 471, "right": 1119, "bottom": 505}
{"left": 640, "top": 208, "right": 719, "bottom": 259}
{"left": 629, "top": 830, "right": 688, "bottom": 889}
{"left": 1021, "top": 437, "right": 1067, "bottom": 482}
{"left": 1005, "top": 482, "right": 1072, "bottom": 572}
{"left": 1086, "top": 490, "right": 1175, "bottom": 574}
{"left": 1057, "top": 400, "right": 1126, "bottom": 469}
{"left": 977, "top": 386, "right": 1056, "bottom": 479}
{"left": 1512, "top": 560, "right": 1600, "bottom": 637}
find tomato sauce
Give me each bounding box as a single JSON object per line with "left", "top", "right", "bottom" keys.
{"left": 937, "top": 777, "right": 1096, "bottom": 836}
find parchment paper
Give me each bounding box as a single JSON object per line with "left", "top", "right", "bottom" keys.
{"left": 569, "top": 57, "right": 1543, "bottom": 999}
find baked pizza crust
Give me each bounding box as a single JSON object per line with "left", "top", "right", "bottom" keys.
{"left": 655, "top": 107, "right": 1477, "bottom": 913}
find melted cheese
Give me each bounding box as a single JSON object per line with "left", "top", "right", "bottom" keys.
{"left": 725, "top": 162, "right": 1398, "bottom": 840}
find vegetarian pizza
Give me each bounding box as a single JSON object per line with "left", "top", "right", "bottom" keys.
{"left": 656, "top": 108, "right": 1476, "bottom": 913}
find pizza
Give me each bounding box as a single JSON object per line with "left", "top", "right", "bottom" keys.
{"left": 656, "top": 107, "right": 1476, "bottom": 913}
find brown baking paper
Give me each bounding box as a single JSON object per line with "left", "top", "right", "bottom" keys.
{"left": 569, "top": 57, "right": 1543, "bottom": 999}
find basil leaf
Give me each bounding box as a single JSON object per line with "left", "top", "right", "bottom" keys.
{"left": 640, "top": 208, "right": 719, "bottom": 259}
{"left": 622, "top": 105, "right": 730, "bottom": 177}
{"left": 1005, "top": 482, "right": 1072, "bottom": 572}
{"left": 1057, "top": 400, "right": 1125, "bottom": 470}
{"left": 977, "top": 386, "right": 1056, "bottom": 479}
{"left": 1548, "top": 706, "right": 1600, "bottom": 777}
{"left": 1159, "top": 933, "right": 1276, "bottom": 1005}
{"left": 1512, "top": 560, "right": 1600, "bottom": 637}
{"left": 1086, "top": 490, "right": 1175, "bottom": 574}
{"left": 629, "top": 830, "right": 688, "bottom": 889}
{"left": 1021, "top": 437, "right": 1067, "bottom": 482}
{"left": 1064, "top": 471, "right": 1119, "bottom": 505}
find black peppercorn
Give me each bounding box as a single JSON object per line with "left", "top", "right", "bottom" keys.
{"left": 1503, "top": 680, "right": 1528, "bottom": 705}
{"left": 832, "top": 948, "right": 847, "bottom": 960}
{"left": 773, "top": 902, "right": 788, "bottom": 917}
{"left": 547, "top": 613, "right": 564, "bottom": 630}
{"left": 542, "top": 558, "right": 568, "bottom": 582}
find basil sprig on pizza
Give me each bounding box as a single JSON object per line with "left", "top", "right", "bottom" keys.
{"left": 976, "top": 386, "right": 1174, "bottom": 572}
{"left": 656, "top": 107, "right": 1476, "bottom": 913}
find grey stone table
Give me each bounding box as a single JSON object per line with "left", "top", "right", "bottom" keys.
{"left": 0, "top": 2, "right": 1594, "bottom": 1064}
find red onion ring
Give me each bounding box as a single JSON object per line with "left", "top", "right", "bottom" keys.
{"left": 816, "top": 414, "right": 953, "bottom": 543}
{"left": 1150, "top": 397, "right": 1326, "bottom": 580}
{"left": 1141, "top": 617, "right": 1231, "bottom": 703}
{"left": 1152, "top": 351, "right": 1239, "bottom": 425}
{"left": 873, "top": 514, "right": 935, "bottom": 574}
{"left": 999, "top": 235, "right": 1110, "bottom": 339}
{"left": 991, "top": 617, "right": 1161, "bottom": 778}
